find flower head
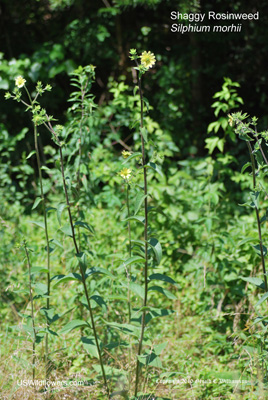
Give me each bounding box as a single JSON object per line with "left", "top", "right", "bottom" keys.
{"left": 140, "top": 51, "right": 156, "bottom": 69}
{"left": 119, "top": 168, "right": 132, "bottom": 181}
{"left": 122, "top": 150, "right": 132, "bottom": 159}
{"left": 15, "top": 76, "right": 26, "bottom": 88}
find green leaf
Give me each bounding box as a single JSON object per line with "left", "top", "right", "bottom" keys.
{"left": 205, "top": 137, "right": 225, "bottom": 154}
{"left": 90, "top": 295, "right": 107, "bottom": 310}
{"left": 238, "top": 237, "right": 256, "bottom": 246}
{"left": 240, "top": 276, "right": 266, "bottom": 290}
{"left": 149, "top": 273, "right": 176, "bottom": 285}
{"left": 131, "top": 239, "right": 145, "bottom": 248}
{"left": 121, "top": 282, "right": 144, "bottom": 299}
{"left": 85, "top": 266, "right": 115, "bottom": 279}
{"left": 46, "top": 207, "right": 56, "bottom": 214}
{"left": 41, "top": 166, "right": 51, "bottom": 172}
{"left": 40, "top": 307, "right": 73, "bottom": 325}
{"left": 32, "top": 197, "right": 43, "bottom": 210}
{"left": 102, "top": 321, "right": 141, "bottom": 337}
{"left": 60, "top": 224, "right": 73, "bottom": 237}
{"left": 146, "top": 162, "right": 163, "bottom": 177}
{"left": 81, "top": 336, "right": 99, "bottom": 358}
{"left": 26, "top": 150, "right": 36, "bottom": 159}
{"left": 29, "top": 266, "right": 49, "bottom": 275}
{"left": 148, "top": 285, "right": 177, "bottom": 300}
{"left": 241, "top": 162, "right": 251, "bottom": 174}
{"left": 148, "top": 238, "right": 162, "bottom": 265}
{"left": 120, "top": 256, "right": 145, "bottom": 268}
{"left": 74, "top": 220, "right": 94, "bottom": 234}
{"left": 60, "top": 319, "right": 89, "bottom": 334}
{"left": 33, "top": 282, "right": 48, "bottom": 296}
{"left": 141, "top": 127, "right": 148, "bottom": 142}
{"left": 131, "top": 307, "right": 174, "bottom": 325}
{"left": 154, "top": 342, "right": 168, "bottom": 356}
{"left": 57, "top": 203, "right": 67, "bottom": 226}
{"left": 50, "top": 238, "right": 64, "bottom": 249}
{"left": 252, "top": 244, "right": 267, "bottom": 257}
{"left": 52, "top": 273, "right": 82, "bottom": 287}
{"left": 30, "top": 220, "right": 45, "bottom": 230}
{"left": 123, "top": 216, "right": 145, "bottom": 225}
{"left": 76, "top": 252, "right": 87, "bottom": 274}
{"left": 122, "top": 152, "right": 142, "bottom": 165}
{"left": 134, "top": 192, "right": 147, "bottom": 215}
{"left": 137, "top": 351, "right": 162, "bottom": 368}
{"left": 255, "top": 292, "right": 268, "bottom": 307}
{"left": 37, "top": 328, "right": 58, "bottom": 336}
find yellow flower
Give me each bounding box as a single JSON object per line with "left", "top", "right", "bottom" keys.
{"left": 140, "top": 51, "right": 156, "bottom": 69}
{"left": 119, "top": 168, "right": 132, "bottom": 180}
{"left": 15, "top": 76, "right": 26, "bottom": 88}
{"left": 228, "top": 114, "right": 233, "bottom": 127}
{"left": 122, "top": 150, "right": 132, "bottom": 159}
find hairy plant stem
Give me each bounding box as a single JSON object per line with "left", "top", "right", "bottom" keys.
{"left": 23, "top": 241, "right": 37, "bottom": 380}
{"left": 33, "top": 123, "right": 51, "bottom": 380}
{"left": 75, "top": 80, "right": 87, "bottom": 249}
{"left": 45, "top": 121, "right": 110, "bottom": 398}
{"left": 126, "top": 183, "right": 132, "bottom": 322}
{"left": 246, "top": 141, "right": 268, "bottom": 291}
{"left": 126, "top": 183, "right": 132, "bottom": 388}
{"left": 134, "top": 74, "right": 149, "bottom": 397}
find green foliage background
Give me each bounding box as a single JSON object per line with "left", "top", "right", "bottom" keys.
{"left": 1, "top": 1, "right": 268, "bottom": 399}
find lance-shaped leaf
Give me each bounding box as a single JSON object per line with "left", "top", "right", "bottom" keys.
{"left": 29, "top": 220, "right": 45, "bottom": 230}
{"left": 28, "top": 266, "right": 49, "bottom": 275}
{"left": 60, "top": 223, "right": 73, "bottom": 237}
{"left": 122, "top": 216, "right": 145, "bottom": 225}
{"left": 122, "top": 152, "right": 142, "bottom": 165}
{"left": 241, "top": 276, "right": 266, "bottom": 290}
{"left": 102, "top": 320, "right": 141, "bottom": 337}
{"left": 52, "top": 273, "right": 82, "bottom": 287}
{"left": 60, "top": 319, "right": 89, "bottom": 334}
{"left": 74, "top": 220, "right": 94, "bottom": 234}
{"left": 149, "top": 273, "right": 176, "bottom": 285}
{"left": 121, "top": 281, "right": 144, "bottom": 299}
{"left": 146, "top": 162, "right": 164, "bottom": 177}
{"left": 148, "top": 238, "right": 162, "bottom": 265}
{"left": 57, "top": 202, "right": 67, "bottom": 226}
{"left": 134, "top": 192, "right": 147, "bottom": 215}
{"left": 32, "top": 197, "right": 43, "bottom": 210}
{"left": 85, "top": 266, "right": 115, "bottom": 279}
{"left": 255, "top": 292, "right": 268, "bottom": 307}
{"left": 252, "top": 244, "right": 267, "bottom": 257}
{"left": 119, "top": 256, "right": 146, "bottom": 268}
{"left": 148, "top": 285, "right": 177, "bottom": 300}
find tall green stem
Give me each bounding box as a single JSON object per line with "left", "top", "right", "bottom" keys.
{"left": 246, "top": 141, "right": 268, "bottom": 291}
{"left": 126, "top": 183, "right": 132, "bottom": 388}
{"left": 33, "top": 123, "right": 51, "bottom": 380}
{"left": 45, "top": 122, "right": 110, "bottom": 398}
{"left": 23, "top": 241, "right": 37, "bottom": 380}
{"left": 126, "top": 183, "right": 132, "bottom": 322}
{"left": 134, "top": 75, "right": 149, "bottom": 397}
